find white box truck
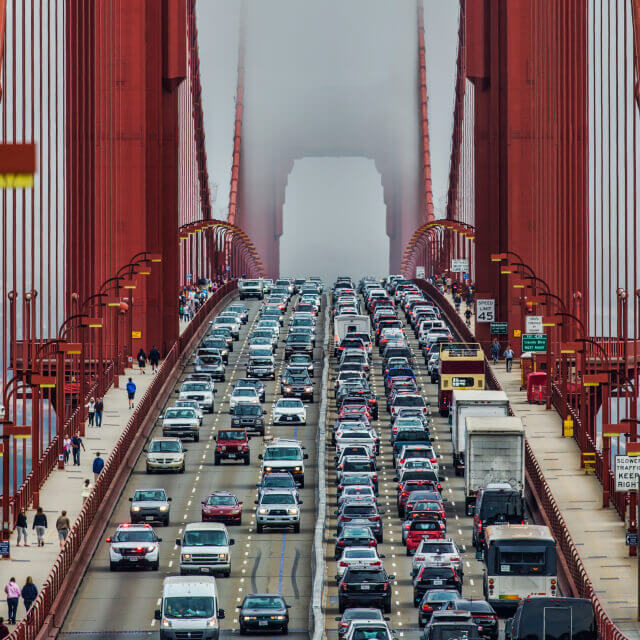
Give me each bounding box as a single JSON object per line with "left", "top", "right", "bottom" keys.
{"left": 464, "top": 416, "right": 525, "bottom": 513}
{"left": 333, "top": 315, "right": 371, "bottom": 354}
{"left": 450, "top": 390, "right": 510, "bottom": 476}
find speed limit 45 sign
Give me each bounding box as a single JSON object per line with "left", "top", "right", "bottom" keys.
{"left": 476, "top": 299, "right": 495, "bottom": 323}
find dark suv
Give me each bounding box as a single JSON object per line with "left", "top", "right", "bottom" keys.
{"left": 336, "top": 500, "right": 384, "bottom": 542}
{"left": 214, "top": 429, "right": 250, "bottom": 465}
{"left": 281, "top": 371, "right": 314, "bottom": 402}
{"left": 413, "top": 566, "right": 462, "bottom": 605}
{"left": 231, "top": 404, "right": 266, "bottom": 435}
{"left": 284, "top": 333, "right": 313, "bottom": 358}
{"left": 471, "top": 486, "right": 525, "bottom": 548}
{"left": 246, "top": 356, "right": 276, "bottom": 380}
{"left": 337, "top": 566, "right": 395, "bottom": 613}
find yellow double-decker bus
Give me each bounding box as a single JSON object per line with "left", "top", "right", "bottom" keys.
{"left": 438, "top": 342, "right": 485, "bottom": 415}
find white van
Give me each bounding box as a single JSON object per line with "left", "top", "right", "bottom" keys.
{"left": 155, "top": 576, "right": 225, "bottom": 640}
{"left": 177, "top": 522, "right": 234, "bottom": 577}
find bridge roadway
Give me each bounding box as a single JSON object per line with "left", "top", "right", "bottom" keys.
{"left": 60, "top": 297, "right": 322, "bottom": 639}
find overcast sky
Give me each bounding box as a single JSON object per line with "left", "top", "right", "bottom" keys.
{"left": 197, "top": 1, "right": 459, "bottom": 282}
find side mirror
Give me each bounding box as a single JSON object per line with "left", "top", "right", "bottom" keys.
{"left": 176, "top": 538, "right": 181, "bottom": 546}
{"left": 142, "top": 448, "right": 148, "bottom": 453}
{"left": 174, "top": 389, "right": 179, "bottom": 394}
{"left": 201, "top": 500, "right": 206, "bottom": 505}
{"left": 335, "top": 616, "right": 341, "bottom": 621}
{"left": 213, "top": 435, "right": 217, "bottom": 440}
{"left": 258, "top": 454, "right": 263, "bottom": 460}
{"left": 168, "top": 497, "right": 172, "bottom": 501}
{"left": 157, "top": 538, "right": 163, "bottom": 542}
{"left": 256, "top": 483, "right": 262, "bottom": 488}
{"left": 388, "top": 574, "right": 396, "bottom": 580}
{"left": 299, "top": 500, "right": 304, "bottom": 505}
{"left": 380, "top": 553, "right": 386, "bottom": 558}
{"left": 254, "top": 500, "right": 259, "bottom": 504}
{"left": 334, "top": 510, "right": 339, "bottom": 515}
{"left": 158, "top": 415, "right": 164, "bottom": 420}
{"left": 154, "top": 609, "right": 162, "bottom": 620}
{"left": 304, "top": 453, "right": 309, "bottom": 459}
{"left": 333, "top": 533, "right": 337, "bottom": 537}
{"left": 263, "top": 410, "right": 267, "bottom": 415}
{"left": 384, "top": 617, "right": 390, "bottom": 622}
{"left": 229, "top": 539, "right": 235, "bottom": 545}
{"left": 218, "top": 609, "right": 225, "bottom": 619}
{"left": 213, "top": 389, "right": 218, "bottom": 393}
{"left": 183, "top": 449, "right": 188, "bottom": 453}
{"left": 476, "top": 549, "right": 483, "bottom": 561}
{"left": 128, "top": 497, "right": 133, "bottom": 502}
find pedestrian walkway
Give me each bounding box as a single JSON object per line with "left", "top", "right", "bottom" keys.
{"left": 0, "top": 365, "right": 157, "bottom": 628}
{"left": 441, "top": 291, "right": 640, "bottom": 637}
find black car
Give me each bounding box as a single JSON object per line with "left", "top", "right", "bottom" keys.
{"left": 237, "top": 593, "right": 290, "bottom": 634}
{"left": 281, "top": 371, "right": 314, "bottom": 402}
{"left": 444, "top": 600, "right": 498, "bottom": 640}
{"left": 418, "top": 590, "right": 461, "bottom": 627}
{"left": 422, "top": 622, "right": 480, "bottom": 640}
{"left": 231, "top": 404, "right": 266, "bottom": 435}
{"left": 334, "top": 525, "right": 378, "bottom": 559}
{"left": 284, "top": 333, "right": 314, "bottom": 358}
{"left": 236, "top": 378, "right": 266, "bottom": 403}
{"left": 471, "top": 486, "right": 525, "bottom": 547}
{"left": 413, "top": 566, "right": 462, "bottom": 605}
{"left": 337, "top": 567, "right": 395, "bottom": 613}
{"left": 247, "top": 356, "right": 276, "bottom": 379}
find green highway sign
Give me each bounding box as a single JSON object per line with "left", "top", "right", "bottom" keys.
{"left": 522, "top": 333, "right": 547, "bottom": 353}
{"left": 490, "top": 322, "right": 508, "bottom": 335}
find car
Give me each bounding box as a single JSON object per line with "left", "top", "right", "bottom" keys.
{"left": 226, "top": 303, "right": 248, "bottom": 323}
{"left": 336, "top": 500, "right": 385, "bottom": 542}
{"left": 423, "top": 621, "right": 480, "bottom": 640}
{"left": 194, "top": 354, "right": 226, "bottom": 381}
{"left": 129, "top": 488, "right": 171, "bottom": 526}
{"left": 106, "top": 523, "right": 161, "bottom": 571}
{"left": 443, "top": 600, "right": 498, "bottom": 640}
{"left": 338, "top": 474, "right": 376, "bottom": 496}
{"left": 202, "top": 337, "right": 229, "bottom": 362}
{"left": 214, "top": 429, "right": 250, "bottom": 465}
{"left": 173, "top": 399, "right": 203, "bottom": 424}
{"left": 160, "top": 406, "right": 200, "bottom": 441}
{"left": 397, "top": 480, "right": 440, "bottom": 518}
{"left": 281, "top": 371, "right": 314, "bottom": 402}
{"left": 247, "top": 355, "right": 276, "bottom": 379}
{"left": 201, "top": 491, "right": 243, "bottom": 524}
{"left": 344, "top": 621, "right": 395, "bottom": 640}
{"left": 229, "top": 386, "right": 261, "bottom": 412}
{"left": 177, "top": 521, "right": 235, "bottom": 577}
{"left": 422, "top": 612, "right": 475, "bottom": 638}
{"left": 335, "top": 547, "right": 385, "bottom": 579}
{"left": 413, "top": 566, "right": 462, "bottom": 606}
{"left": 272, "top": 398, "right": 307, "bottom": 425}
{"left": 336, "top": 456, "right": 378, "bottom": 492}
{"left": 237, "top": 593, "right": 291, "bottom": 634}
{"left": 177, "top": 380, "right": 215, "bottom": 413}
{"left": 284, "top": 333, "right": 314, "bottom": 358}
{"left": 236, "top": 378, "right": 266, "bottom": 402}
{"left": 231, "top": 404, "right": 266, "bottom": 435}
{"left": 335, "top": 608, "right": 388, "bottom": 636}
{"left": 144, "top": 438, "right": 186, "bottom": 474}
{"left": 402, "top": 501, "right": 447, "bottom": 542}
{"left": 334, "top": 525, "right": 378, "bottom": 559}
{"left": 417, "top": 590, "right": 461, "bottom": 627}
{"left": 256, "top": 472, "right": 300, "bottom": 499}
{"left": 405, "top": 517, "right": 447, "bottom": 554}
{"left": 255, "top": 488, "right": 302, "bottom": 533}
{"left": 259, "top": 438, "right": 308, "bottom": 487}
{"left": 337, "top": 566, "right": 395, "bottom": 613}
{"left": 412, "top": 538, "right": 463, "bottom": 577}
{"left": 288, "top": 353, "right": 314, "bottom": 376}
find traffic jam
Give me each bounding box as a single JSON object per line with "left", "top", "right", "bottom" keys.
{"left": 323, "top": 276, "right": 586, "bottom": 640}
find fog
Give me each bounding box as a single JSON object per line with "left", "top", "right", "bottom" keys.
{"left": 197, "top": 0, "right": 460, "bottom": 280}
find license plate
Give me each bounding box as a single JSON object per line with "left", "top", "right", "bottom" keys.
{"left": 361, "top": 584, "right": 370, "bottom": 590}
{"left": 259, "top": 621, "right": 268, "bottom": 627}
{"left": 145, "top": 516, "right": 154, "bottom": 521}
{"left": 228, "top": 453, "right": 236, "bottom": 458}
{"left": 126, "top": 557, "right": 139, "bottom": 561}
{"left": 432, "top": 579, "right": 443, "bottom": 585}
{"left": 201, "top": 567, "right": 210, "bottom": 573}
{"left": 285, "top": 416, "right": 293, "bottom": 421}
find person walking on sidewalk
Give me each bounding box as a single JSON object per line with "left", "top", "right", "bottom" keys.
{"left": 56, "top": 511, "right": 70, "bottom": 548}
{"left": 149, "top": 345, "right": 160, "bottom": 373}
{"left": 137, "top": 348, "right": 147, "bottom": 374}
{"left": 490, "top": 338, "right": 501, "bottom": 365}
{"left": 93, "top": 452, "right": 104, "bottom": 482}
{"left": 85, "top": 397, "right": 96, "bottom": 427}
{"left": 63, "top": 436, "right": 72, "bottom": 465}
{"left": 504, "top": 344, "right": 515, "bottom": 372}
{"left": 16, "top": 509, "right": 28, "bottom": 546}
{"left": 4, "top": 578, "right": 20, "bottom": 624}
{"left": 464, "top": 307, "right": 473, "bottom": 327}
{"left": 21, "top": 577, "right": 37, "bottom": 613}
{"left": 32, "top": 507, "right": 47, "bottom": 547}
{"left": 126, "top": 378, "right": 136, "bottom": 409}
{"left": 71, "top": 432, "right": 85, "bottom": 466}
{"left": 95, "top": 397, "right": 104, "bottom": 427}
{"left": 81, "top": 479, "right": 92, "bottom": 503}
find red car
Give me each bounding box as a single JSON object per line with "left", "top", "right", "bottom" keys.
{"left": 397, "top": 480, "right": 440, "bottom": 518}
{"left": 338, "top": 403, "right": 371, "bottom": 421}
{"left": 405, "top": 517, "right": 446, "bottom": 553}
{"left": 214, "top": 429, "right": 250, "bottom": 465}
{"left": 201, "top": 490, "right": 243, "bottom": 524}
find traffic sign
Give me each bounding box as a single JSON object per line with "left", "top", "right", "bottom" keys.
{"left": 475, "top": 299, "right": 495, "bottom": 323}
{"left": 490, "top": 322, "right": 508, "bottom": 335}
{"left": 521, "top": 334, "right": 547, "bottom": 353}
{"left": 463, "top": 272, "right": 469, "bottom": 280}
{"left": 525, "top": 315, "right": 543, "bottom": 334}
{"left": 186, "top": 273, "right": 192, "bottom": 280}
{"left": 451, "top": 259, "right": 469, "bottom": 273}
{"left": 416, "top": 266, "right": 425, "bottom": 279}
{"left": 615, "top": 455, "right": 640, "bottom": 491}
{"left": 0, "top": 541, "right": 9, "bottom": 557}
{"left": 626, "top": 532, "right": 639, "bottom": 546}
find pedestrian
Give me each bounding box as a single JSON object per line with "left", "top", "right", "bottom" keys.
{"left": 63, "top": 436, "right": 72, "bottom": 465}
{"left": 148, "top": 345, "right": 160, "bottom": 373}
{"left": 490, "top": 338, "right": 501, "bottom": 364}
{"left": 464, "top": 307, "right": 473, "bottom": 327}
{"left": 137, "top": 348, "right": 147, "bottom": 374}
{"left": 4, "top": 578, "right": 20, "bottom": 624}
{"left": 85, "top": 396, "right": 96, "bottom": 427}
{"left": 16, "top": 509, "right": 28, "bottom": 547}
{"left": 454, "top": 294, "right": 462, "bottom": 312}
{"left": 56, "top": 510, "right": 70, "bottom": 548}
{"left": 21, "top": 577, "right": 37, "bottom": 613}
{"left": 92, "top": 452, "right": 104, "bottom": 482}
{"left": 94, "top": 397, "right": 104, "bottom": 427}
{"left": 71, "top": 431, "right": 85, "bottom": 466}
{"left": 0, "top": 616, "right": 9, "bottom": 638}
{"left": 32, "top": 507, "right": 47, "bottom": 547}
{"left": 81, "top": 479, "right": 92, "bottom": 503}
{"left": 504, "top": 344, "right": 515, "bottom": 372}
{"left": 126, "top": 377, "right": 136, "bottom": 409}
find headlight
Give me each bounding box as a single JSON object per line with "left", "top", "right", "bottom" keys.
{"left": 131, "top": 505, "right": 141, "bottom": 512}
{"left": 146, "top": 546, "right": 157, "bottom": 553}
{"left": 208, "top": 618, "right": 218, "bottom": 627}
{"left": 161, "top": 618, "right": 171, "bottom": 628}
{"left": 159, "top": 505, "right": 169, "bottom": 512}
{"left": 265, "top": 466, "right": 272, "bottom": 472}
{"left": 219, "top": 553, "right": 228, "bottom": 561}
{"left": 243, "top": 616, "right": 253, "bottom": 621}
{"left": 305, "top": 386, "right": 313, "bottom": 392}
{"left": 287, "top": 508, "right": 299, "bottom": 515}
{"left": 285, "top": 387, "right": 292, "bottom": 392}
{"left": 274, "top": 615, "right": 286, "bottom": 620}
{"left": 258, "top": 508, "right": 268, "bottom": 515}
{"left": 181, "top": 553, "right": 192, "bottom": 561}
{"left": 294, "top": 466, "right": 301, "bottom": 472}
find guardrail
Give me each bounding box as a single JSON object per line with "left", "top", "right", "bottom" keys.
{"left": 414, "top": 279, "right": 631, "bottom": 640}
{"left": 12, "top": 281, "right": 237, "bottom": 640}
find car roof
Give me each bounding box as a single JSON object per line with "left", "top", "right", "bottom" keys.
{"left": 150, "top": 437, "right": 182, "bottom": 443}
{"left": 184, "top": 521, "right": 228, "bottom": 531}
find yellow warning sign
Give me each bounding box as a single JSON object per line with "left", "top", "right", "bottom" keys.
{"left": 513, "top": 329, "right": 522, "bottom": 337}
{"left": 132, "top": 331, "right": 142, "bottom": 339}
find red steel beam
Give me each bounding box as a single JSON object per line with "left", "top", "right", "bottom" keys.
{"left": 417, "top": 0, "right": 434, "bottom": 222}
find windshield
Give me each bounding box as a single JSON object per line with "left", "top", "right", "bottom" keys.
{"left": 206, "top": 495, "right": 236, "bottom": 506}
{"left": 251, "top": 359, "right": 273, "bottom": 366}
{"left": 235, "top": 405, "right": 261, "bottom": 416}
{"left": 114, "top": 530, "right": 155, "bottom": 542}
{"left": 264, "top": 447, "right": 302, "bottom": 461}
{"left": 164, "top": 409, "right": 196, "bottom": 420}
{"left": 133, "top": 490, "right": 166, "bottom": 502}
{"left": 263, "top": 476, "right": 295, "bottom": 488}
{"left": 344, "top": 549, "right": 376, "bottom": 559}
{"left": 234, "top": 388, "right": 257, "bottom": 397}
{"left": 480, "top": 492, "right": 524, "bottom": 519}
{"left": 412, "top": 521, "right": 441, "bottom": 531}
{"left": 291, "top": 356, "right": 310, "bottom": 363}
{"left": 396, "top": 431, "right": 428, "bottom": 442}
{"left": 353, "top": 628, "right": 389, "bottom": 640}
{"left": 344, "top": 461, "right": 374, "bottom": 472}
{"left": 182, "top": 383, "right": 208, "bottom": 392}
{"left": 344, "top": 527, "right": 371, "bottom": 538}
{"left": 261, "top": 493, "right": 296, "bottom": 505}
{"left": 394, "top": 397, "right": 425, "bottom": 407}
{"left": 149, "top": 441, "right": 181, "bottom": 453}
{"left": 288, "top": 335, "right": 309, "bottom": 343}
{"left": 244, "top": 596, "right": 285, "bottom": 610}
{"left": 165, "top": 596, "right": 215, "bottom": 619}
{"left": 199, "top": 356, "right": 222, "bottom": 365}
{"left": 342, "top": 475, "right": 372, "bottom": 486}
{"left": 343, "top": 505, "right": 376, "bottom": 515}
{"left": 277, "top": 400, "right": 303, "bottom": 408}
{"left": 218, "top": 431, "right": 246, "bottom": 440}
{"left": 346, "top": 570, "right": 384, "bottom": 582}
{"left": 183, "top": 530, "right": 228, "bottom": 546}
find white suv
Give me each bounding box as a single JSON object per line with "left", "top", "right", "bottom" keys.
{"left": 107, "top": 523, "right": 162, "bottom": 571}
{"left": 177, "top": 380, "right": 215, "bottom": 413}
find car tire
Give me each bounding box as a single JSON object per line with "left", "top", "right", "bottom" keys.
{"left": 239, "top": 625, "right": 246, "bottom": 635}
{"left": 293, "top": 522, "right": 300, "bottom": 534}
{"left": 406, "top": 546, "right": 411, "bottom": 556}
{"left": 110, "top": 561, "right": 118, "bottom": 572}
{"left": 146, "top": 465, "right": 152, "bottom": 474}
{"left": 338, "top": 599, "right": 346, "bottom": 614}
{"left": 384, "top": 599, "right": 392, "bottom": 614}
{"left": 214, "top": 455, "right": 221, "bottom": 465}
{"left": 221, "top": 375, "right": 225, "bottom": 382}
{"left": 152, "top": 561, "right": 159, "bottom": 571}
{"left": 244, "top": 455, "right": 250, "bottom": 465}
{"left": 223, "top": 570, "right": 231, "bottom": 578}
{"left": 179, "top": 464, "right": 185, "bottom": 474}
{"left": 378, "top": 532, "right": 384, "bottom": 544}
{"left": 257, "top": 523, "right": 264, "bottom": 533}
{"left": 281, "top": 624, "right": 288, "bottom": 635}
{"left": 208, "top": 406, "right": 214, "bottom": 414}
{"left": 194, "top": 434, "right": 200, "bottom": 442}
{"left": 164, "top": 518, "right": 169, "bottom": 527}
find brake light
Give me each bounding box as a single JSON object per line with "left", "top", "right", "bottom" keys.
{"left": 370, "top": 515, "right": 380, "bottom": 521}
{"left": 337, "top": 540, "right": 345, "bottom": 546}
{"left": 368, "top": 539, "right": 377, "bottom": 546}
{"left": 430, "top": 458, "right": 437, "bottom": 463}
{"left": 422, "top": 604, "right": 433, "bottom": 612}
{"left": 136, "top": 546, "right": 143, "bottom": 552}
{"left": 339, "top": 561, "right": 349, "bottom": 567}
{"left": 340, "top": 583, "right": 348, "bottom": 591}
{"left": 372, "top": 475, "right": 377, "bottom": 482}
{"left": 383, "top": 581, "right": 389, "bottom": 591}
{"left": 341, "top": 516, "right": 352, "bottom": 522}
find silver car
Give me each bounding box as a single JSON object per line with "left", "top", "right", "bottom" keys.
{"left": 144, "top": 438, "right": 186, "bottom": 474}
{"left": 255, "top": 489, "right": 302, "bottom": 534}
{"left": 130, "top": 488, "right": 172, "bottom": 526}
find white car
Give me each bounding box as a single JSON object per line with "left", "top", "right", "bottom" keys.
{"left": 229, "top": 387, "right": 260, "bottom": 413}
{"left": 160, "top": 407, "right": 200, "bottom": 441}
{"left": 335, "top": 547, "right": 385, "bottom": 579}
{"left": 212, "top": 315, "right": 240, "bottom": 339}
{"left": 335, "top": 431, "right": 377, "bottom": 456}
{"left": 107, "top": 523, "right": 161, "bottom": 571}
{"left": 177, "top": 380, "right": 215, "bottom": 413}
{"left": 272, "top": 398, "right": 307, "bottom": 425}
{"left": 398, "top": 457, "right": 438, "bottom": 476}
{"left": 337, "top": 485, "right": 376, "bottom": 507}
{"left": 173, "top": 399, "right": 203, "bottom": 425}
{"left": 411, "top": 538, "right": 463, "bottom": 577}
{"left": 344, "top": 621, "right": 394, "bottom": 640}
{"left": 145, "top": 438, "right": 186, "bottom": 474}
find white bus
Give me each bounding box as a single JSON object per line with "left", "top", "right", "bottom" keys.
{"left": 482, "top": 524, "right": 557, "bottom": 609}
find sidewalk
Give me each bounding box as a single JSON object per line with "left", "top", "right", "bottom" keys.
{"left": 0, "top": 365, "right": 157, "bottom": 627}
{"left": 442, "top": 291, "right": 640, "bottom": 637}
